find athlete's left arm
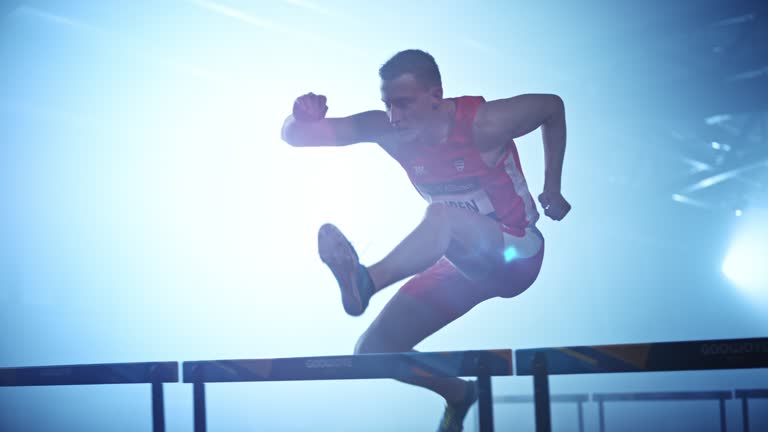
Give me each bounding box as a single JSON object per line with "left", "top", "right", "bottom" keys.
{"left": 474, "top": 94, "right": 571, "bottom": 220}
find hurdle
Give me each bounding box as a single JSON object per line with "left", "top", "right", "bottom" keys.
{"left": 0, "top": 361, "right": 178, "bottom": 432}
{"left": 183, "top": 349, "right": 512, "bottom": 432}
{"left": 592, "top": 390, "right": 732, "bottom": 432}
{"left": 515, "top": 337, "right": 768, "bottom": 432}
{"left": 3, "top": 338, "right": 765, "bottom": 430}
{"left": 492, "top": 393, "right": 588, "bottom": 432}
{"left": 735, "top": 388, "right": 768, "bottom": 432}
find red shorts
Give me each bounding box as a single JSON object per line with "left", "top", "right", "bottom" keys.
{"left": 398, "top": 226, "right": 545, "bottom": 320}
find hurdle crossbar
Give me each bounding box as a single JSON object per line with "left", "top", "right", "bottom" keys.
{"left": 514, "top": 337, "right": 768, "bottom": 432}
{"left": 0, "top": 361, "right": 178, "bottom": 432}
{"left": 183, "top": 349, "right": 512, "bottom": 432}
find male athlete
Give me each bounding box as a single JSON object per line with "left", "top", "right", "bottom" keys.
{"left": 280, "top": 49, "right": 570, "bottom": 431}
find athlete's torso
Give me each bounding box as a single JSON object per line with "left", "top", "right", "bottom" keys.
{"left": 384, "top": 96, "right": 539, "bottom": 236}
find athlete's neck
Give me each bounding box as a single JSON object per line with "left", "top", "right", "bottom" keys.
{"left": 428, "top": 99, "right": 457, "bottom": 145}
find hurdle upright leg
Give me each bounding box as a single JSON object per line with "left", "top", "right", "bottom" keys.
{"left": 533, "top": 352, "right": 552, "bottom": 432}
{"left": 194, "top": 382, "right": 207, "bottom": 432}
{"left": 718, "top": 396, "right": 727, "bottom": 432}
{"left": 741, "top": 395, "right": 750, "bottom": 432}
{"left": 477, "top": 372, "right": 494, "bottom": 432}
{"left": 151, "top": 382, "right": 165, "bottom": 432}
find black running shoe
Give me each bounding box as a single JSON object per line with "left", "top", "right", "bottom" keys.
{"left": 437, "top": 380, "right": 478, "bottom": 432}
{"left": 318, "top": 223, "right": 374, "bottom": 316}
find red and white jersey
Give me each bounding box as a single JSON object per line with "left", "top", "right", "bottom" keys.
{"left": 391, "top": 96, "right": 539, "bottom": 236}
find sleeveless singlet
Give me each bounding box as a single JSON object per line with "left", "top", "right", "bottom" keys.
{"left": 391, "top": 96, "right": 539, "bottom": 237}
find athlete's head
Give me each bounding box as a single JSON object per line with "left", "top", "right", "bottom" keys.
{"left": 379, "top": 49, "right": 443, "bottom": 141}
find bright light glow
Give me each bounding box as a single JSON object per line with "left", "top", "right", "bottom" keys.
{"left": 705, "top": 114, "right": 731, "bottom": 125}
{"left": 711, "top": 141, "right": 721, "bottom": 150}
{"left": 671, "top": 193, "right": 710, "bottom": 208}
{"left": 681, "top": 157, "right": 711, "bottom": 173}
{"left": 735, "top": 209, "right": 743, "bottom": 217}
{"left": 504, "top": 246, "right": 518, "bottom": 262}
{"left": 722, "top": 210, "right": 768, "bottom": 300}
{"left": 683, "top": 159, "right": 768, "bottom": 193}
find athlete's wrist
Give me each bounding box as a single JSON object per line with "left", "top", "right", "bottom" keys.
{"left": 543, "top": 181, "right": 561, "bottom": 194}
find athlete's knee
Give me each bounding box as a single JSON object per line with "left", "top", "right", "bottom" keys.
{"left": 354, "top": 329, "right": 409, "bottom": 355}
{"left": 354, "top": 332, "right": 390, "bottom": 355}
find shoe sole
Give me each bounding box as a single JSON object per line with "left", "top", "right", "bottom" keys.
{"left": 318, "top": 223, "right": 364, "bottom": 316}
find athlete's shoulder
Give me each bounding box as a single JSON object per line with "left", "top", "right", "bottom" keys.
{"left": 453, "top": 95, "right": 486, "bottom": 107}
{"left": 447, "top": 96, "right": 486, "bottom": 124}
{"left": 452, "top": 95, "right": 486, "bottom": 101}
{"left": 469, "top": 96, "right": 511, "bottom": 152}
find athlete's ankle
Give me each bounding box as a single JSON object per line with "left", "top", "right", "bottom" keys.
{"left": 365, "top": 264, "right": 386, "bottom": 294}
{"left": 446, "top": 380, "right": 476, "bottom": 405}
{"left": 357, "top": 264, "right": 376, "bottom": 300}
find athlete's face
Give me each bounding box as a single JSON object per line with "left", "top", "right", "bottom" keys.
{"left": 380, "top": 73, "right": 442, "bottom": 143}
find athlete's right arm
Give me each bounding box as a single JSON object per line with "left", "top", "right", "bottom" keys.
{"left": 280, "top": 93, "right": 390, "bottom": 147}
{"left": 281, "top": 111, "right": 391, "bottom": 147}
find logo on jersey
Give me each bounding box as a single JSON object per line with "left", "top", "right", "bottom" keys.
{"left": 453, "top": 158, "right": 465, "bottom": 172}
{"left": 413, "top": 165, "right": 425, "bottom": 176}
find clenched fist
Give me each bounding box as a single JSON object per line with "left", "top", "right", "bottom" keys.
{"left": 538, "top": 190, "right": 571, "bottom": 221}
{"left": 292, "top": 92, "right": 328, "bottom": 122}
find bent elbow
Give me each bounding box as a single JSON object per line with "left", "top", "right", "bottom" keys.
{"left": 549, "top": 94, "right": 564, "bottom": 112}
{"left": 545, "top": 95, "right": 565, "bottom": 125}
{"left": 280, "top": 117, "right": 302, "bottom": 146}
{"left": 280, "top": 128, "right": 296, "bottom": 146}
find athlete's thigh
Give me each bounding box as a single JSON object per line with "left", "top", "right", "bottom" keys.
{"left": 356, "top": 258, "right": 493, "bottom": 353}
